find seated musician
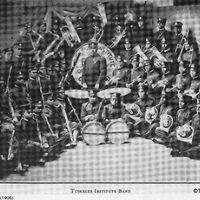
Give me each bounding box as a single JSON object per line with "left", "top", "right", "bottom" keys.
{"left": 181, "top": 34, "right": 199, "bottom": 64}
{"left": 81, "top": 90, "right": 102, "bottom": 123}
{"left": 152, "top": 89, "right": 178, "bottom": 143}
{"left": 82, "top": 38, "right": 107, "bottom": 90}
{"left": 125, "top": 83, "right": 155, "bottom": 137}
{"left": 173, "top": 60, "right": 191, "bottom": 93}
{"left": 0, "top": 80, "right": 28, "bottom": 173}
{"left": 107, "top": 55, "right": 131, "bottom": 87}
{"left": 53, "top": 88, "right": 79, "bottom": 147}
{"left": 165, "top": 94, "right": 195, "bottom": 152}
{"left": 184, "top": 64, "right": 200, "bottom": 98}
{"left": 102, "top": 93, "right": 126, "bottom": 126}
{"left": 120, "top": 38, "right": 133, "bottom": 68}
{"left": 172, "top": 21, "right": 184, "bottom": 55}
{"left": 159, "top": 37, "right": 173, "bottom": 61}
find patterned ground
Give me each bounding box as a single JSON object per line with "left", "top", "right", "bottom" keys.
{"left": 2, "top": 137, "right": 200, "bottom": 182}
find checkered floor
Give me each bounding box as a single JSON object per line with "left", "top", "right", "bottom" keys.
{"left": 2, "top": 137, "right": 200, "bottom": 182}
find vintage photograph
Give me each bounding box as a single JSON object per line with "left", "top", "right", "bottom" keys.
{"left": 0, "top": 0, "right": 200, "bottom": 183}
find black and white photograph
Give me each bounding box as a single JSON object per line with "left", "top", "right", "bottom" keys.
{"left": 1, "top": 0, "right": 200, "bottom": 191}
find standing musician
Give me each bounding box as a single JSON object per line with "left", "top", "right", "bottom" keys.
{"left": 154, "top": 17, "right": 173, "bottom": 49}
{"left": 107, "top": 55, "right": 131, "bottom": 87}
{"left": 82, "top": 38, "right": 107, "bottom": 90}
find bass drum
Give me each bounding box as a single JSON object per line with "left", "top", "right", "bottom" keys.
{"left": 106, "top": 119, "right": 129, "bottom": 144}
{"left": 82, "top": 121, "right": 106, "bottom": 146}
{"left": 71, "top": 42, "right": 117, "bottom": 87}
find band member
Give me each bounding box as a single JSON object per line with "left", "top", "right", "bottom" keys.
{"left": 81, "top": 90, "right": 102, "bottom": 123}
{"left": 107, "top": 23, "right": 126, "bottom": 55}
{"left": 10, "top": 72, "right": 29, "bottom": 109}
{"left": 120, "top": 38, "right": 133, "bottom": 68}
{"left": 82, "top": 38, "right": 107, "bottom": 89}
{"left": 173, "top": 60, "right": 191, "bottom": 93}
{"left": 15, "top": 23, "right": 36, "bottom": 63}
{"left": 152, "top": 62, "right": 175, "bottom": 91}
{"left": 184, "top": 64, "right": 200, "bottom": 98}
{"left": 125, "top": 83, "right": 155, "bottom": 137}
{"left": 107, "top": 55, "right": 131, "bottom": 87}
{"left": 0, "top": 47, "right": 15, "bottom": 88}
{"left": 51, "top": 18, "right": 61, "bottom": 36}
{"left": 165, "top": 94, "right": 195, "bottom": 152}
{"left": 54, "top": 88, "right": 80, "bottom": 146}
{"left": 133, "top": 16, "right": 153, "bottom": 46}
{"left": 37, "top": 21, "right": 55, "bottom": 53}
{"left": 179, "top": 34, "right": 199, "bottom": 64}
{"left": 172, "top": 21, "right": 184, "bottom": 53}
{"left": 159, "top": 37, "right": 173, "bottom": 61}
{"left": 102, "top": 93, "right": 126, "bottom": 125}
{"left": 89, "top": 16, "right": 104, "bottom": 42}
{"left": 154, "top": 18, "right": 172, "bottom": 49}
{"left": 0, "top": 80, "right": 27, "bottom": 173}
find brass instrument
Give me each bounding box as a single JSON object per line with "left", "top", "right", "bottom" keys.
{"left": 175, "top": 29, "right": 189, "bottom": 54}
{"left": 109, "top": 28, "right": 126, "bottom": 49}
{"left": 43, "top": 34, "right": 60, "bottom": 56}
{"left": 37, "top": 76, "right": 56, "bottom": 138}
{"left": 60, "top": 26, "right": 75, "bottom": 47}
{"left": 132, "top": 45, "right": 149, "bottom": 61}
{"left": 59, "top": 103, "right": 73, "bottom": 142}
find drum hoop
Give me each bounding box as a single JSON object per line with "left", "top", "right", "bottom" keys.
{"left": 82, "top": 121, "right": 106, "bottom": 133}
{"left": 106, "top": 119, "right": 128, "bottom": 132}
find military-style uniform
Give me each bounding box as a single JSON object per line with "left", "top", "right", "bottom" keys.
{"left": 102, "top": 103, "right": 126, "bottom": 125}
{"left": 175, "top": 73, "right": 191, "bottom": 92}
{"left": 81, "top": 100, "right": 102, "bottom": 124}
{"left": 110, "top": 67, "right": 131, "bottom": 87}
{"left": 82, "top": 52, "right": 107, "bottom": 88}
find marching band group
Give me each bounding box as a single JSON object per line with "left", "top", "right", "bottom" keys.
{"left": 0, "top": 11, "right": 200, "bottom": 176}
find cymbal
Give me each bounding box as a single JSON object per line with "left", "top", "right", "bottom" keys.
{"left": 97, "top": 87, "right": 131, "bottom": 99}
{"left": 65, "top": 89, "right": 89, "bottom": 99}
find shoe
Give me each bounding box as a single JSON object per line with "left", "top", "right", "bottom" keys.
{"left": 13, "top": 167, "right": 26, "bottom": 175}
{"left": 71, "top": 141, "right": 77, "bottom": 147}
{"left": 38, "top": 158, "right": 46, "bottom": 166}
{"left": 23, "top": 164, "right": 29, "bottom": 171}
{"left": 170, "top": 150, "right": 182, "bottom": 157}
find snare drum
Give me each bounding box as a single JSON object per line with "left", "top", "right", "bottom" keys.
{"left": 82, "top": 121, "right": 106, "bottom": 145}
{"left": 106, "top": 119, "right": 129, "bottom": 144}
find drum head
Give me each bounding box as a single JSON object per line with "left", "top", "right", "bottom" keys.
{"left": 82, "top": 121, "right": 106, "bottom": 146}
{"left": 65, "top": 89, "right": 89, "bottom": 99}
{"left": 71, "top": 43, "right": 117, "bottom": 87}
{"left": 106, "top": 120, "right": 129, "bottom": 144}
{"left": 97, "top": 87, "right": 131, "bottom": 99}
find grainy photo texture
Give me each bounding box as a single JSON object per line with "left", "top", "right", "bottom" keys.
{"left": 0, "top": 0, "right": 200, "bottom": 182}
